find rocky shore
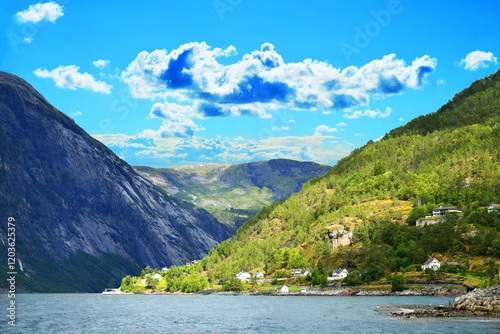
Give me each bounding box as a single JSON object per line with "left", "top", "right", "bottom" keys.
{"left": 453, "top": 286, "right": 500, "bottom": 312}
{"left": 124, "top": 285, "right": 465, "bottom": 297}
{"left": 252, "top": 286, "right": 464, "bottom": 297}
{"left": 378, "top": 286, "right": 500, "bottom": 319}
{"left": 376, "top": 304, "right": 500, "bottom": 319}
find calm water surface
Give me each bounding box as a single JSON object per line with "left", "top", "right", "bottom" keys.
{"left": 1, "top": 294, "right": 500, "bottom": 333}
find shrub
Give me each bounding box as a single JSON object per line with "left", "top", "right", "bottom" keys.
{"left": 391, "top": 274, "right": 406, "bottom": 292}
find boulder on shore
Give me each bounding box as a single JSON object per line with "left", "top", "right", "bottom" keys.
{"left": 453, "top": 286, "right": 500, "bottom": 312}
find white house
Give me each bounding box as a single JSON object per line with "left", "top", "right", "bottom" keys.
{"left": 236, "top": 270, "right": 251, "bottom": 282}
{"left": 432, "top": 206, "right": 462, "bottom": 216}
{"left": 422, "top": 258, "right": 441, "bottom": 271}
{"left": 488, "top": 204, "right": 500, "bottom": 213}
{"left": 152, "top": 273, "right": 162, "bottom": 280}
{"left": 291, "top": 268, "right": 310, "bottom": 277}
{"left": 251, "top": 271, "right": 264, "bottom": 279}
{"left": 161, "top": 267, "right": 169, "bottom": 272}
{"left": 328, "top": 268, "right": 349, "bottom": 281}
{"left": 277, "top": 285, "right": 289, "bottom": 293}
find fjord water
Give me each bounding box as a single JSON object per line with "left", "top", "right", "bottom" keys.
{"left": 2, "top": 294, "right": 500, "bottom": 333}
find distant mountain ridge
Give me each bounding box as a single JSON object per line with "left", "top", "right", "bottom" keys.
{"left": 0, "top": 72, "right": 231, "bottom": 292}
{"left": 135, "top": 159, "right": 330, "bottom": 230}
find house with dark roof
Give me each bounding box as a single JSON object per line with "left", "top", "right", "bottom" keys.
{"left": 422, "top": 258, "right": 441, "bottom": 271}
{"left": 291, "top": 268, "right": 310, "bottom": 277}
{"left": 488, "top": 204, "right": 500, "bottom": 213}
{"left": 432, "top": 206, "right": 462, "bottom": 216}
{"left": 328, "top": 268, "right": 349, "bottom": 281}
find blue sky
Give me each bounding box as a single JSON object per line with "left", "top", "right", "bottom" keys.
{"left": 1, "top": 0, "right": 499, "bottom": 167}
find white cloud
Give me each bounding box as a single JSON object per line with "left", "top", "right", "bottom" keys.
{"left": 289, "top": 119, "right": 296, "bottom": 123}
{"left": 335, "top": 122, "right": 347, "bottom": 126}
{"left": 436, "top": 79, "right": 445, "bottom": 85}
{"left": 69, "top": 110, "right": 82, "bottom": 117}
{"left": 322, "top": 111, "right": 333, "bottom": 115}
{"left": 399, "top": 118, "right": 403, "bottom": 122}
{"left": 147, "top": 102, "right": 204, "bottom": 138}
{"left": 314, "top": 125, "right": 338, "bottom": 136}
{"left": 92, "top": 60, "right": 110, "bottom": 69}
{"left": 355, "top": 133, "right": 363, "bottom": 136}
{"left": 15, "top": 2, "right": 64, "bottom": 23}
{"left": 272, "top": 126, "right": 289, "bottom": 131}
{"left": 119, "top": 42, "right": 435, "bottom": 140}
{"left": 93, "top": 132, "right": 350, "bottom": 166}
{"left": 23, "top": 37, "right": 33, "bottom": 44}
{"left": 344, "top": 107, "right": 392, "bottom": 119}
{"left": 459, "top": 51, "right": 498, "bottom": 71}
{"left": 122, "top": 42, "right": 436, "bottom": 118}
{"left": 34, "top": 65, "right": 112, "bottom": 94}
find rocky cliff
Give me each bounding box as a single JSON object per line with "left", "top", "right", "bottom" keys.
{"left": 0, "top": 72, "right": 231, "bottom": 292}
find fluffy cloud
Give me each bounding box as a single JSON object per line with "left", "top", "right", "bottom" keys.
{"left": 34, "top": 65, "right": 112, "bottom": 94}
{"left": 148, "top": 102, "right": 203, "bottom": 138}
{"left": 459, "top": 51, "right": 498, "bottom": 71}
{"left": 336, "top": 122, "right": 347, "bottom": 126}
{"left": 92, "top": 60, "right": 110, "bottom": 69}
{"left": 344, "top": 107, "right": 392, "bottom": 119}
{"left": 15, "top": 2, "right": 64, "bottom": 23}
{"left": 314, "top": 125, "right": 338, "bottom": 136}
{"left": 93, "top": 132, "right": 349, "bottom": 166}
{"left": 122, "top": 42, "right": 436, "bottom": 127}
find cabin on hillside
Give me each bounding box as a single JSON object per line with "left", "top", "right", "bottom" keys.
{"left": 488, "top": 204, "right": 500, "bottom": 213}
{"left": 422, "top": 258, "right": 441, "bottom": 271}
{"left": 328, "top": 268, "right": 349, "bottom": 281}
{"left": 251, "top": 271, "right": 264, "bottom": 279}
{"left": 236, "top": 270, "right": 251, "bottom": 282}
{"left": 277, "top": 285, "right": 289, "bottom": 293}
{"left": 152, "top": 273, "right": 162, "bottom": 280}
{"left": 291, "top": 268, "right": 310, "bottom": 277}
{"left": 432, "top": 206, "right": 462, "bottom": 216}
{"left": 161, "top": 267, "right": 169, "bottom": 272}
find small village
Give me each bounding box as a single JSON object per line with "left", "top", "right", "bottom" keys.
{"left": 109, "top": 204, "right": 500, "bottom": 296}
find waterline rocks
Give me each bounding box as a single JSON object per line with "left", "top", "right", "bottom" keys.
{"left": 453, "top": 286, "right": 500, "bottom": 312}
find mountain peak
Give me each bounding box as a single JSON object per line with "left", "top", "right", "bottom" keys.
{"left": 0, "top": 72, "right": 231, "bottom": 292}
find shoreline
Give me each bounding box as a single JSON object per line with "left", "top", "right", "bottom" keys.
{"left": 375, "top": 304, "right": 500, "bottom": 319}
{"left": 109, "top": 285, "right": 465, "bottom": 297}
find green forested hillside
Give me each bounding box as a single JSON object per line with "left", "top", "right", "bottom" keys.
{"left": 125, "top": 69, "right": 500, "bottom": 292}
{"left": 386, "top": 69, "right": 500, "bottom": 138}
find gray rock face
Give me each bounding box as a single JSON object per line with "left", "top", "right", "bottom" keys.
{"left": 0, "top": 72, "right": 231, "bottom": 291}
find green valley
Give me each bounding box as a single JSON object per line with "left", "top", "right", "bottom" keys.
{"left": 135, "top": 159, "right": 330, "bottom": 230}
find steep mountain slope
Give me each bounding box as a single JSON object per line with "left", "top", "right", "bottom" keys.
{"left": 135, "top": 160, "right": 330, "bottom": 230}
{"left": 192, "top": 69, "right": 500, "bottom": 284}
{"left": 386, "top": 69, "right": 500, "bottom": 138}
{"left": 0, "top": 72, "right": 231, "bottom": 292}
